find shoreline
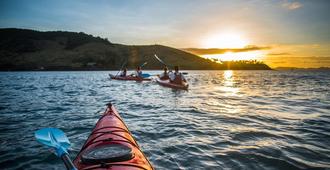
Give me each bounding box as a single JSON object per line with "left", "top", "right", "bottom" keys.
{"left": 1, "top": 69, "right": 330, "bottom": 72}
{"left": 0, "top": 68, "right": 274, "bottom": 72}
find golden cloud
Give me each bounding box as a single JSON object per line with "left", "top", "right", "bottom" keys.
{"left": 281, "top": 1, "right": 303, "bottom": 10}
{"left": 182, "top": 45, "right": 271, "bottom": 55}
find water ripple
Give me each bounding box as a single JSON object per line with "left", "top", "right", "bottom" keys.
{"left": 0, "top": 70, "right": 330, "bottom": 169}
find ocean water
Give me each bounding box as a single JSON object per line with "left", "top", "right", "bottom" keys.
{"left": 0, "top": 70, "right": 329, "bottom": 170}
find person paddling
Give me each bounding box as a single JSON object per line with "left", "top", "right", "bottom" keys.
{"left": 169, "top": 66, "right": 186, "bottom": 84}
{"left": 159, "top": 66, "right": 169, "bottom": 80}
{"left": 119, "top": 68, "right": 127, "bottom": 77}
{"left": 133, "top": 66, "right": 143, "bottom": 78}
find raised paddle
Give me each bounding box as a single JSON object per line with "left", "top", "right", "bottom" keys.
{"left": 35, "top": 128, "right": 77, "bottom": 170}
{"left": 139, "top": 61, "right": 150, "bottom": 78}
{"left": 154, "top": 54, "right": 170, "bottom": 67}
{"left": 140, "top": 61, "right": 148, "bottom": 68}
{"left": 154, "top": 54, "right": 188, "bottom": 75}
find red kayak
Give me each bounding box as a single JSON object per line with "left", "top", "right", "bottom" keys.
{"left": 73, "top": 103, "right": 153, "bottom": 170}
{"left": 109, "top": 74, "right": 151, "bottom": 81}
{"left": 156, "top": 79, "right": 189, "bottom": 90}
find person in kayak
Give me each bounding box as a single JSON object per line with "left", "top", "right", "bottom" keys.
{"left": 119, "top": 68, "right": 127, "bottom": 77}
{"left": 159, "top": 66, "right": 169, "bottom": 80}
{"left": 169, "top": 66, "right": 186, "bottom": 84}
{"left": 132, "top": 66, "right": 143, "bottom": 78}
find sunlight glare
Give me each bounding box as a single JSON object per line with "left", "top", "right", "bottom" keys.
{"left": 224, "top": 70, "right": 233, "bottom": 80}
{"left": 201, "top": 51, "right": 265, "bottom": 61}
{"left": 222, "top": 70, "right": 236, "bottom": 93}
{"left": 203, "top": 32, "right": 248, "bottom": 48}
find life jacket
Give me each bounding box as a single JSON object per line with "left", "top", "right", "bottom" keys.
{"left": 171, "top": 72, "right": 184, "bottom": 85}
{"left": 120, "top": 71, "right": 127, "bottom": 77}
{"left": 136, "top": 70, "right": 142, "bottom": 77}
{"left": 160, "top": 72, "right": 169, "bottom": 80}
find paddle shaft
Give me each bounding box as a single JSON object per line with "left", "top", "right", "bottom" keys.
{"left": 154, "top": 54, "right": 170, "bottom": 67}
{"left": 115, "top": 61, "right": 127, "bottom": 77}
{"left": 61, "top": 154, "right": 76, "bottom": 170}
{"left": 140, "top": 61, "right": 148, "bottom": 67}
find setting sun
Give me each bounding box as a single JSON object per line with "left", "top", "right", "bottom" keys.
{"left": 203, "top": 32, "right": 248, "bottom": 48}
{"left": 202, "top": 51, "right": 265, "bottom": 61}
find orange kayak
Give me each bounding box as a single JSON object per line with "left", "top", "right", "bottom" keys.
{"left": 156, "top": 79, "right": 189, "bottom": 90}
{"left": 73, "top": 103, "right": 153, "bottom": 170}
{"left": 109, "top": 74, "right": 151, "bottom": 81}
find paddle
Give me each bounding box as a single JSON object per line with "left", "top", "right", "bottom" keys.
{"left": 140, "top": 61, "right": 148, "bottom": 68}
{"left": 128, "top": 62, "right": 149, "bottom": 78}
{"left": 141, "top": 73, "right": 151, "bottom": 78}
{"left": 138, "top": 61, "right": 150, "bottom": 78}
{"left": 35, "top": 128, "right": 77, "bottom": 170}
{"left": 154, "top": 54, "right": 170, "bottom": 67}
{"left": 114, "top": 60, "right": 127, "bottom": 78}
{"left": 154, "top": 54, "right": 188, "bottom": 75}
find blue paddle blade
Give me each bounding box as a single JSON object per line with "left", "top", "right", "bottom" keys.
{"left": 142, "top": 73, "right": 151, "bottom": 78}
{"left": 35, "top": 128, "right": 70, "bottom": 157}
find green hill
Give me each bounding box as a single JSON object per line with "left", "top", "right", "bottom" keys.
{"left": 0, "top": 28, "right": 271, "bottom": 71}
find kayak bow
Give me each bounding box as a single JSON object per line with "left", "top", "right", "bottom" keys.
{"left": 73, "top": 103, "right": 153, "bottom": 170}
{"left": 156, "top": 79, "right": 189, "bottom": 90}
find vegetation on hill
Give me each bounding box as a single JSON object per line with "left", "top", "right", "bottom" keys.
{"left": 0, "top": 28, "right": 271, "bottom": 71}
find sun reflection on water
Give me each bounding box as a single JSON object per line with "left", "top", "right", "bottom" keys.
{"left": 202, "top": 70, "right": 244, "bottom": 116}
{"left": 223, "top": 70, "right": 233, "bottom": 82}
{"left": 224, "top": 70, "right": 233, "bottom": 80}
{"left": 221, "top": 70, "right": 239, "bottom": 95}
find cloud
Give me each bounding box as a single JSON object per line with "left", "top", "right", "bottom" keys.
{"left": 281, "top": 1, "right": 303, "bottom": 10}
{"left": 182, "top": 45, "right": 271, "bottom": 55}
{"left": 268, "top": 52, "right": 291, "bottom": 56}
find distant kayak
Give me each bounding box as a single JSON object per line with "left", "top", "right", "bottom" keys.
{"left": 156, "top": 78, "right": 189, "bottom": 90}
{"left": 109, "top": 74, "right": 151, "bottom": 81}
{"left": 73, "top": 103, "right": 153, "bottom": 170}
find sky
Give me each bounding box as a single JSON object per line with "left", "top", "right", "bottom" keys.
{"left": 1, "top": 0, "right": 330, "bottom": 68}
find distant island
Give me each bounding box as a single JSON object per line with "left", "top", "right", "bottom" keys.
{"left": 274, "top": 67, "right": 330, "bottom": 71}
{"left": 0, "top": 28, "right": 271, "bottom": 71}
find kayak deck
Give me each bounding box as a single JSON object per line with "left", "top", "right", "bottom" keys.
{"left": 109, "top": 74, "right": 151, "bottom": 81}
{"left": 156, "top": 79, "right": 189, "bottom": 90}
{"left": 73, "top": 103, "right": 153, "bottom": 170}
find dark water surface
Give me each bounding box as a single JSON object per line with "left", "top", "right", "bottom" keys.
{"left": 0, "top": 71, "right": 329, "bottom": 170}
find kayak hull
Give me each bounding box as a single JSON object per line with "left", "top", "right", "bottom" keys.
{"left": 109, "top": 74, "right": 151, "bottom": 81}
{"left": 73, "top": 103, "right": 153, "bottom": 170}
{"left": 156, "top": 79, "right": 189, "bottom": 90}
